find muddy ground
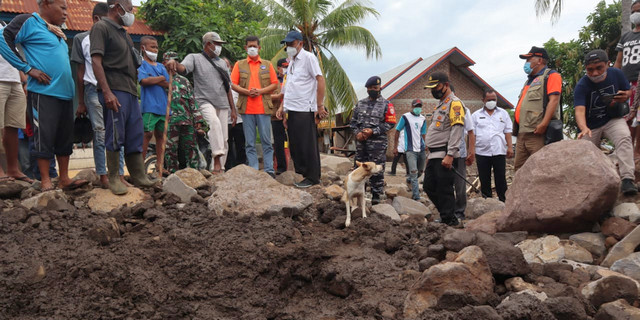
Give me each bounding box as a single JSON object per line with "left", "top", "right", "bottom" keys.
{"left": 0, "top": 185, "right": 458, "bottom": 320}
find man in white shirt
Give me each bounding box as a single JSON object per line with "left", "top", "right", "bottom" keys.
{"left": 276, "top": 30, "right": 327, "bottom": 188}
{"left": 471, "top": 90, "right": 513, "bottom": 202}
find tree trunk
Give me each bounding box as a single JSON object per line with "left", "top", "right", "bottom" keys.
{"left": 622, "top": 0, "right": 631, "bottom": 34}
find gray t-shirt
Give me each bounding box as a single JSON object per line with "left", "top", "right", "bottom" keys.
{"left": 181, "top": 53, "right": 230, "bottom": 109}
{"left": 616, "top": 31, "right": 640, "bottom": 82}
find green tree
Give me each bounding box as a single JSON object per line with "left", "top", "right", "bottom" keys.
{"left": 139, "top": 0, "right": 267, "bottom": 62}
{"left": 260, "top": 0, "right": 382, "bottom": 116}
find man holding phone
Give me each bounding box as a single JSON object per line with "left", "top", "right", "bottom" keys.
{"left": 575, "top": 49, "right": 637, "bottom": 195}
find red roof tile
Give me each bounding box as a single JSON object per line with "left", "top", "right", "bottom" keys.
{"left": 1, "top": 0, "right": 162, "bottom": 35}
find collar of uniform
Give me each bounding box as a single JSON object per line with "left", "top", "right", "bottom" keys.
{"left": 438, "top": 92, "right": 455, "bottom": 105}
{"left": 528, "top": 66, "right": 548, "bottom": 80}
{"left": 293, "top": 49, "right": 308, "bottom": 61}
{"left": 247, "top": 56, "right": 262, "bottom": 64}
{"left": 103, "top": 17, "right": 125, "bottom": 30}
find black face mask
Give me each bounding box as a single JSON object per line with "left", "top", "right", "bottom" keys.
{"left": 431, "top": 87, "right": 446, "bottom": 100}
{"left": 368, "top": 89, "right": 380, "bottom": 99}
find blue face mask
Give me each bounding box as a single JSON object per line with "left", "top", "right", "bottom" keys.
{"left": 412, "top": 107, "right": 422, "bottom": 115}
{"left": 523, "top": 62, "right": 533, "bottom": 74}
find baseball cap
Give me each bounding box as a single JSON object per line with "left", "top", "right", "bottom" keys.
{"left": 424, "top": 72, "right": 449, "bottom": 89}
{"left": 280, "top": 30, "right": 303, "bottom": 44}
{"left": 584, "top": 49, "right": 609, "bottom": 65}
{"left": 277, "top": 58, "right": 289, "bottom": 68}
{"left": 365, "top": 76, "right": 381, "bottom": 87}
{"left": 411, "top": 99, "right": 423, "bottom": 107}
{"left": 519, "top": 46, "right": 549, "bottom": 60}
{"left": 203, "top": 31, "right": 226, "bottom": 44}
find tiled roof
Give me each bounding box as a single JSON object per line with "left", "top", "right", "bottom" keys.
{"left": 1, "top": 0, "right": 162, "bottom": 35}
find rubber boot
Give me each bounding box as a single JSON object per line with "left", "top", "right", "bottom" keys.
{"left": 107, "top": 151, "right": 128, "bottom": 195}
{"left": 125, "top": 152, "right": 158, "bottom": 187}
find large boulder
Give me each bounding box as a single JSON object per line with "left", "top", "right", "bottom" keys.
{"left": 602, "top": 224, "right": 640, "bottom": 267}
{"left": 87, "top": 187, "right": 149, "bottom": 214}
{"left": 497, "top": 140, "right": 619, "bottom": 233}
{"left": 208, "top": 165, "right": 313, "bottom": 217}
{"left": 465, "top": 198, "right": 505, "bottom": 220}
{"left": 403, "top": 246, "right": 494, "bottom": 317}
{"left": 174, "top": 168, "right": 208, "bottom": 189}
{"left": 516, "top": 235, "right": 593, "bottom": 264}
{"left": 320, "top": 154, "right": 353, "bottom": 175}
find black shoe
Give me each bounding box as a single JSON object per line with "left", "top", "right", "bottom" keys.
{"left": 268, "top": 172, "right": 276, "bottom": 179}
{"left": 622, "top": 179, "right": 638, "bottom": 196}
{"left": 443, "top": 217, "right": 460, "bottom": 227}
{"left": 295, "top": 179, "right": 314, "bottom": 188}
{"left": 372, "top": 193, "right": 381, "bottom": 205}
{"left": 388, "top": 172, "right": 396, "bottom": 176}
{"left": 454, "top": 212, "right": 466, "bottom": 220}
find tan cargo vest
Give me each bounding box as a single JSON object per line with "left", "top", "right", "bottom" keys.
{"left": 236, "top": 59, "right": 274, "bottom": 114}
{"left": 517, "top": 68, "right": 561, "bottom": 134}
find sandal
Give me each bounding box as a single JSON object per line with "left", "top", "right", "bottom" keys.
{"left": 41, "top": 186, "right": 57, "bottom": 192}
{"left": 11, "top": 175, "right": 33, "bottom": 183}
{"left": 0, "top": 176, "right": 15, "bottom": 182}
{"left": 61, "top": 179, "right": 89, "bottom": 191}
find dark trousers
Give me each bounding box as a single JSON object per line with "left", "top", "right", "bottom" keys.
{"left": 27, "top": 92, "right": 74, "bottom": 159}
{"left": 99, "top": 90, "right": 143, "bottom": 154}
{"left": 225, "top": 122, "right": 246, "bottom": 170}
{"left": 476, "top": 154, "right": 507, "bottom": 201}
{"left": 288, "top": 111, "right": 320, "bottom": 184}
{"left": 390, "top": 152, "right": 408, "bottom": 174}
{"left": 355, "top": 139, "right": 387, "bottom": 195}
{"left": 272, "top": 119, "right": 287, "bottom": 173}
{"left": 424, "top": 157, "right": 458, "bottom": 223}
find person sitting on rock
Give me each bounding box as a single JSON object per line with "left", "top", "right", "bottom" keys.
{"left": 575, "top": 49, "right": 638, "bottom": 196}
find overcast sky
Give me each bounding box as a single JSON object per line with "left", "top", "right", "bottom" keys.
{"left": 131, "top": 0, "right": 616, "bottom": 104}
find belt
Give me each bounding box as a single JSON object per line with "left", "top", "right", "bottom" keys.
{"left": 428, "top": 146, "right": 448, "bottom": 153}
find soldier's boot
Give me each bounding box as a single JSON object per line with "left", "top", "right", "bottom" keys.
{"left": 107, "top": 151, "right": 128, "bottom": 195}
{"left": 371, "top": 193, "right": 381, "bottom": 205}
{"left": 125, "top": 152, "right": 158, "bottom": 187}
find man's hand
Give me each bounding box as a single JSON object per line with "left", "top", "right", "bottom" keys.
{"left": 507, "top": 147, "right": 514, "bottom": 159}
{"left": 103, "top": 90, "right": 121, "bottom": 112}
{"left": 76, "top": 102, "right": 87, "bottom": 117}
{"left": 28, "top": 69, "right": 51, "bottom": 85}
{"left": 356, "top": 132, "right": 366, "bottom": 141}
{"left": 393, "top": 148, "right": 398, "bottom": 156}
{"left": 362, "top": 128, "right": 373, "bottom": 140}
{"left": 614, "top": 90, "right": 630, "bottom": 103}
{"left": 318, "top": 105, "right": 328, "bottom": 119}
{"left": 465, "top": 153, "right": 475, "bottom": 166}
{"left": 231, "top": 109, "right": 238, "bottom": 126}
{"left": 283, "top": 116, "right": 288, "bottom": 129}
{"left": 165, "top": 60, "right": 178, "bottom": 73}
{"left": 195, "top": 122, "right": 202, "bottom": 131}
{"left": 276, "top": 106, "right": 284, "bottom": 120}
{"left": 577, "top": 128, "right": 593, "bottom": 139}
{"left": 441, "top": 155, "right": 454, "bottom": 169}
{"left": 533, "top": 122, "right": 548, "bottom": 135}
{"left": 249, "top": 88, "right": 260, "bottom": 97}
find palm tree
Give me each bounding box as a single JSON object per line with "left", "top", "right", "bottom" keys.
{"left": 260, "top": 0, "right": 381, "bottom": 116}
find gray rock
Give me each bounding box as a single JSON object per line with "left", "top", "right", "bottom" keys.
{"left": 392, "top": 196, "right": 430, "bottom": 217}
{"left": 208, "top": 165, "right": 312, "bottom": 217}
{"left": 494, "top": 231, "right": 528, "bottom": 245}
{"left": 0, "top": 181, "right": 28, "bottom": 199}
{"left": 74, "top": 169, "right": 100, "bottom": 185}
{"left": 602, "top": 224, "right": 640, "bottom": 267}
{"left": 320, "top": 154, "right": 353, "bottom": 175}
{"left": 475, "top": 232, "right": 530, "bottom": 277}
{"left": 163, "top": 174, "right": 197, "bottom": 203}
{"left": 275, "top": 171, "right": 303, "bottom": 186}
{"left": 21, "top": 190, "right": 68, "bottom": 209}
{"left": 443, "top": 230, "right": 476, "bottom": 252}
{"left": 544, "top": 297, "right": 588, "bottom": 320}
{"left": 465, "top": 197, "right": 505, "bottom": 220}
{"left": 594, "top": 299, "right": 640, "bottom": 320}
{"left": 45, "top": 198, "right": 75, "bottom": 212}
{"left": 0, "top": 207, "right": 27, "bottom": 224}
{"left": 517, "top": 235, "right": 593, "bottom": 264}
{"left": 418, "top": 257, "right": 439, "bottom": 272}
{"left": 371, "top": 204, "right": 400, "bottom": 221}
{"left": 612, "top": 202, "right": 640, "bottom": 223}
{"left": 175, "top": 168, "right": 209, "bottom": 189}
{"left": 611, "top": 252, "right": 640, "bottom": 282}
{"left": 569, "top": 232, "right": 606, "bottom": 258}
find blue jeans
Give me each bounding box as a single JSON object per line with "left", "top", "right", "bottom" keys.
{"left": 85, "top": 83, "right": 124, "bottom": 175}
{"left": 242, "top": 114, "right": 274, "bottom": 173}
{"left": 406, "top": 150, "right": 426, "bottom": 200}
{"left": 98, "top": 90, "right": 143, "bottom": 155}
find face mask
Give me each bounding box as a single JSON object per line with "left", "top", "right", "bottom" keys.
{"left": 524, "top": 61, "right": 533, "bottom": 74}
{"left": 208, "top": 44, "right": 222, "bottom": 57}
{"left": 286, "top": 44, "right": 299, "bottom": 58}
{"left": 485, "top": 101, "right": 497, "bottom": 110}
{"left": 247, "top": 47, "right": 259, "bottom": 57}
{"left": 367, "top": 89, "right": 380, "bottom": 99}
{"left": 144, "top": 50, "right": 157, "bottom": 62}
{"left": 412, "top": 107, "right": 422, "bottom": 115}
{"left": 588, "top": 71, "right": 607, "bottom": 83}
{"left": 431, "top": 87, "right": 445, "bottom": 100}
{"left": 632, "top": 12, "right": 640, "bottom": 25}
{"left": 117, "top": 4, "right": 135, "bottom": 27}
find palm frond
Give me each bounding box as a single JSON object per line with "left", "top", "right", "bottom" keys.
{"left": 319, "top": 25, "right": 382, "bottom": 59}
{"left": 261, "top": 0, "right": 297, "bottom": 28}
{"left": 319, "top": 0, "right": 379, "bottom": 31}
{"left": 260, "top": 28, "right": 290, "bottom": 60}
{"left": 318, "top": 47, "right": 358, "bottom": 117}
{"left": 535, "top": 0, "right": 563, "bottom": 24}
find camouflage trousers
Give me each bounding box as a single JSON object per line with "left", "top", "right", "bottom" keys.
{"left": 164, "top": 124, "right": 199, "bottom": 173}
{"left": 355, "top": 138, "right": 387, "bottom": 196}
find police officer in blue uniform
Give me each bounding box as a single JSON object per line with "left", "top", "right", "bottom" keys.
{"left": 350, "top": 76, "right": 397, "bottom": 204}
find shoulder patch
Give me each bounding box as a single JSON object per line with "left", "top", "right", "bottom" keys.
{"left": 385, "top": 103, "right": 397, "bottom": 124}
{"left": 449, "top": 101, "right": 465, "bottom": 126}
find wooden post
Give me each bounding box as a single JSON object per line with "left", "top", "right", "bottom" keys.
{"left": 156, "top": 73, "right": 173, "bottom": 175}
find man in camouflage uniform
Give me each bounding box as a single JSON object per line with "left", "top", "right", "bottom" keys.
{"left": 350, "top": 76, "right": 397, "bottom": 204}
{"left": 423, "top": 72, "right": 465, "bottom": 226}
{"left": 163, "top": 52, "right": 205, "bottom": 173}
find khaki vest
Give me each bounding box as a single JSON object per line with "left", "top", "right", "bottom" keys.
{"left": 517, "top": 68, "right": 561, "bottom": 133}
{"left": 236, "top": 59, "right": 274, "bottom": 114}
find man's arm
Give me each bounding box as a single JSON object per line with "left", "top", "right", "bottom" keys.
{"left": 394, "top": 130, "right": 400, "bottom": 155}
{"left": 75, "top": 63, "right": 86, "bottom": 115}
{"left": 505, "top": 132, "right": 514, "bottom": 158}
{"left": 575, "top": 106, "right": 591, "bottom": 138}
{"left": 535, "top": 94, "right": 560, "bottom": 135}
{"left": 140, "top": 76, "right": 169, "bottom": 87}
{"left": 227, "top": 88, "right": 237, "bottom": 126}
{"left": 316, "top": 75, "right": 327, "bottom": 117}
{"left": 466, "top": 130, "right": 476, "bottom": 165}
{"left": 91, "top": 54, "right": 120, "bottom": 112}
{"left": 614, "top": 51, "right": 624, "bottom": 69}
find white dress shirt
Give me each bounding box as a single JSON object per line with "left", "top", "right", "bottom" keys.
{"left": 471, "top": 107, "right": 513, "bottom": 157}
{"left": 282, "top": 49, "right": 323, "bottom": 112}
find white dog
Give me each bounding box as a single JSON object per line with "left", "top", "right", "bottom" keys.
{"left": 342, "top": 161, "right": 382, "bottom": 227}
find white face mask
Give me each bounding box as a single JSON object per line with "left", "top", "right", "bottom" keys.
{"left": 247, "top": 47, "right": 259, "bottom": 57}
{"left": 213, "top": 45, "right": 222, "bottom": 57}
{"left": 485, "top": 101, "right": 497, "bottom": 110}
{"left": 286, "top": 45, "right": 298, "bottom": 58}
{"left": 632, "top": 12, "right": 640, "bottom": 25}
{"left": 144, "top": 50, "right": 157, "bottom": 62}
{"left": 588, "top": 71, "right": 607, "bottom": 83}
{"left": 112, "top": 3, "right": 135, "bottom": 27}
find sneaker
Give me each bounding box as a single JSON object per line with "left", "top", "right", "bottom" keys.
{"left": 622, "top": 178, "right": 638, "bottom": 196}
{"left": 268, "top": 172, "right": 276, "bottom": 179}
{"left": 295, "top": 179, "right": 314, "bottom": 188}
